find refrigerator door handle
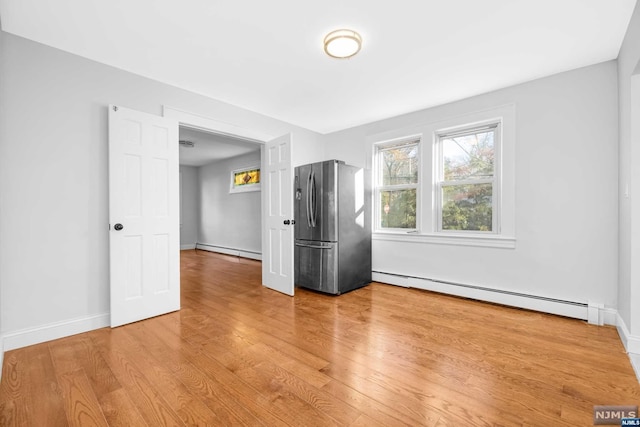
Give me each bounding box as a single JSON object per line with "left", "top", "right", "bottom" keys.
{"left": 310, "top": 170, "right": 317, "bottom": 227}
{"left": 295, "top": 242, "right": 332, "bottom": 249}
{"left": 306, "top": 171, "right": 312, "bottom": 227}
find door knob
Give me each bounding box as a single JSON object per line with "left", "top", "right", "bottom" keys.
{"left": 114, "top": 223, "right": 124, "bottom": 231}
{"left": 284, "top": 220, "right": 290, "bottom": 225}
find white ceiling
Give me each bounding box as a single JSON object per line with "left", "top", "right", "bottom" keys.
{"left": 0, "top": 0, "right": 636, "bottom": 134}
{"left": 179, "top": 127, "right": 259, "bottom": 167}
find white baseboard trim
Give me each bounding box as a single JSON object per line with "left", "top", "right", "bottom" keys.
{"left": 181, "top": 244, "right": 197, "bottom": 250}
{"left": 373, "top": 271, "right": 592, "bottom": 320}
{"left": 629, "top": 353, "right": 640, "bottom": 383}
{"left": 372, "top": 272, "right": 411, "bottom": 288}
{"left": 601, "top": 307, "right": 618, "bottom": 327}
{"left": 616, "top": 313, "right": 640, "bottom": 354}
{"left": 196, "top": 243, "right": 262, "bottom": 261}
{"left": 3, "top": 313, "right": 110, "bottom": 352}
{"left": 616, "top": 313, "right": 640, "bottom": 383}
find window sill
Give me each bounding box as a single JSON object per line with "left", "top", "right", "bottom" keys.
{"left": 372, "top": 231, "right": 516, "bottom": 249}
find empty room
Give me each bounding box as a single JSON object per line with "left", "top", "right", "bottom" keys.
{"left": 1, "top": 1, "right": 640, "bottom": 426}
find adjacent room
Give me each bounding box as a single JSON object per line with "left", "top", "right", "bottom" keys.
{"left": 1, "top": 1, "right": 640, "bottom": 425}
{"left": 178, "top": 127, "right": 263, "bottom": 259}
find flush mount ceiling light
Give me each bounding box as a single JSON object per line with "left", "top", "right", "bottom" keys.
{"left": 323, "top": 29, "right": 362, "bottom": 59}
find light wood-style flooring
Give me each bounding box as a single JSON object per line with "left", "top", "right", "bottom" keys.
{"left": 1, "top": 249, "right": 639, "bottom": 426}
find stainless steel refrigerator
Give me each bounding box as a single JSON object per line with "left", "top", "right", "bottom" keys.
{"left": 294, "top": 160, "right": 372, "bottom": 295}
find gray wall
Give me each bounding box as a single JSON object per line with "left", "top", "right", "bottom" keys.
{"left": 0, "top": 31, "right": 322, "bottom": 340}
{"left": 324, "top": 60, "right": 619, "bottom": 310}
{"left": 198, "top": 151, "right": 262, "bottom": 255}
{"left": 0, "top": 29, "right": 4, "bottom": 367}
{"left": 618, "top": 2, "right": 640, "bottom": 334}
{"left": 179, "top": 165, "right": 199, "bottom": 249}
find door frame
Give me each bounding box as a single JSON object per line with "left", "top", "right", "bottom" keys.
{"left": 163, "top": 106, "right": 278, "bottom": 283}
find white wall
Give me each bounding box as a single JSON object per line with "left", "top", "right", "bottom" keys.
{"left": 324, "top": 61, "right": 619, "bottom": 311}
{"left": 179, "top": 166, "right": 199, "bottom": 249}
{"left": 0, "top": 31, "right": 323, "bottom": 346}
{"left": 198, "top": 151, "right": 262, "bottom": 256}
{"left": 618, "top": 2, "right": 640, "bottom": 337}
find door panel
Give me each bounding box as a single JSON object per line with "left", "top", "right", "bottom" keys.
{"left": 262, "top": 134, "right": 294, "bottom": 296}
{"left": 152, "top": 158, "right": 169, "bottom": 216}
{"left": 125, "top": 235, "right": 143, "bottom": 298}
{"left": 125, "top": 155, "right": 142, "bottom": 216}
{"left": 109, "top": 105, "right": 180, "bottom": 327}
{"left": 152, "top": 234, "right": 170, "bottom": 293}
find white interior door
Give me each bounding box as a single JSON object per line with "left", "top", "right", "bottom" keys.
{"left": 262, "top": 134, "right": 294, "bottom": 295}
{"left": 108, "top": 105, "right": 180, "bottom": 327}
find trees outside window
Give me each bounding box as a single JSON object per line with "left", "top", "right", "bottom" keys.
{"left": 438, "top": 126, "right": 497, "bottom": 232}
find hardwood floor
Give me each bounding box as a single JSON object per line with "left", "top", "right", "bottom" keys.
{"left": 1, "top": 249, "right": 639, "bottom": 426}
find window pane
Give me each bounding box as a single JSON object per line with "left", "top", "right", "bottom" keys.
{"left": 381, "top": 145, "right": 418, "bottom": 185}
{"left": 380, "top": 189, "right": 416, "bottom": 229}
{"left": 443, "top": 130, "right": 494, "bottom": 181}
{"left": 442, "top": 183, "right": 492, "bottom": 231}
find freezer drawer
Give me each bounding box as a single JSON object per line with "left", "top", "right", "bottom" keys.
{"left": 295, "top": 240, "right": 338, "bottom": 294}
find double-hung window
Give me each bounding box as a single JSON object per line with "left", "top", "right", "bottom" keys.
{"left": 436, "top": 123, "right": 499, "bottom": 233}
{"left": 374, "top": 138, "right": 420, "bottom": 231}
{"left": 371, "top": 105, "right": 513, "bottom": 246}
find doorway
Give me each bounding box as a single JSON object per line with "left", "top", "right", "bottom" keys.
{"left": 178, "top": 126, "right": 263, "bottom": 261}
{"left": 109, "top": 106, "right": 294, "bottom": 328}
{"left": 164, "top": 106, "right": 295, "bottom": 297}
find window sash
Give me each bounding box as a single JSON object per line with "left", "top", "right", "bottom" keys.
{"left": 378, "top": 183, "right": 418, "bottom": 191}
{"left": 436, "top": 123, "right": 500, "bottom": 234}
{"left": 437, "top": 123, "right": 498, "bottom": 140}
{"left": 377, "top": 141, "right": 419, "bottom": 187}
{"left": 376, "top": 187, "right": 418, "bottom": 230}
{"left": 437, "top": 181, "right": 495, "bottom": 232}
{"left": 374, "top": 139, "right": 420, "bottom": 231}
{"left": 377, "top": 140, "right": 419, "bottom": 153}
{"left": 440, "top": 178, "right": 493, "bottom": 187}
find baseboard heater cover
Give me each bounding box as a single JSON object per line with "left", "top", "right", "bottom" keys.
{"left": 195, "top": 243, "right": 261, "bottom": 261}
{"left": 372, "top": 270, "right": 589, "bottom": 321}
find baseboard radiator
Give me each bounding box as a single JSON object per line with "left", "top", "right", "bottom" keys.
{"left": 372, "top": 271, "right": 609, "bottom": 325}
{"left": 195, "top": 243, "right": 261, "bottom": 261}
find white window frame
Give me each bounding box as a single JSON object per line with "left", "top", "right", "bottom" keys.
{"left": 368, "top": 104, "right": 515, "bottom": 249}
{"left": 435, "top": 121, "right": 501, "bottom": 234}
{"left": 373, "top": 136, "right": 421, "bottom": 233}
